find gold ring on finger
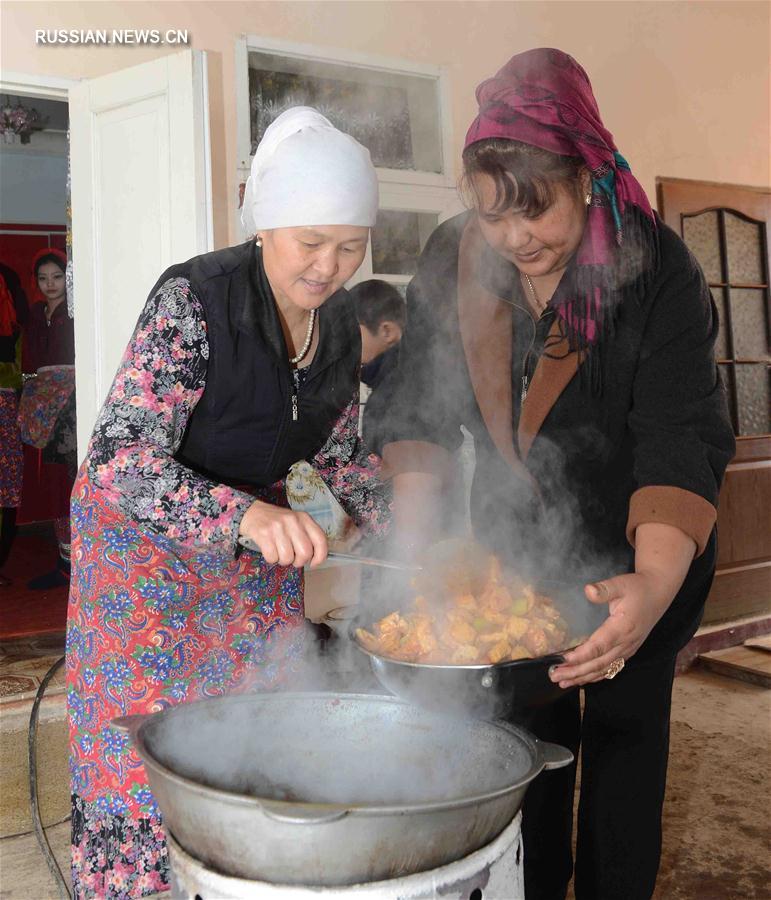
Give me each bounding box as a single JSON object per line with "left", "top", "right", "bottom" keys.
{"left": 604, "top": 657, "right": 625, "bottom": 680}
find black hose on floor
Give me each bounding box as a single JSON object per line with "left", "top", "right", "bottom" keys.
{"left": 28, "top": 654, "right": 71, "bottom": 900}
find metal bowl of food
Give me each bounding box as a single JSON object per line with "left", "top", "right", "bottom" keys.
{"left": 352, "top": 626, "right": 568, "bottom": 719}
{"left": 351, "top": 574, "right": 599, "bottom": 719}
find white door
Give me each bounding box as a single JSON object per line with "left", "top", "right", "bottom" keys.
{"left": 69, "top": 49, "right": 213, "bottom": 459}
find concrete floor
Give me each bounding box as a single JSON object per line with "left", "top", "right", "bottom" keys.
{"left": 0, "top": 666, "right": 768, "bottom": 900}
{"left": 670, "top": 666, "right": 770, "bottom": 746}
{"left": 0, "top": 820, "right": 71, "bottom": 900}
{"left": 654, "top": 668, "right": 771, "bottom": 900}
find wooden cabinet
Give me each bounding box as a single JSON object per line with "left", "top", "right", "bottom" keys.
{"left": 657, "top": 178, "right": 771, "bottom": 625}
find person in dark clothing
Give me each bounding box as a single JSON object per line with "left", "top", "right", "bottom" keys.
{"left": 0, "top": 261, "right": 28, "bottom": 584}
{"left": 23, "top": 250, "right": 75, "bottom": 371}
{"left": 352, "top": 278, "right": 405, "bottom": 368}
{"left": 20, "top": 248, "right": 76, "bottom": 588}
{"left": 350, "top": 279, "right": 405, "bottom": 455}
{"left": 383, "top": 50, "right": 735, "bottom": 900}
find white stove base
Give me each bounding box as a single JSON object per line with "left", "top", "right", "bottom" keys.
{"left": 168, "top": 811, "right": 524, "bottom": 899}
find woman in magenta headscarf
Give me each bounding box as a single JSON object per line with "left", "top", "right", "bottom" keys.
{"left": 384, "top": 49, "right": 734, "bottom": 899}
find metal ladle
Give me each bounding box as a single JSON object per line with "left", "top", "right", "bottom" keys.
{"left": 237, "top": 536, "right": 420, "bottom": 573}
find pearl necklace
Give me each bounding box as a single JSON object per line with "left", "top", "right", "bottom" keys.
{"left": 523, "top": 274, "right": 547, "bottom": 315}
{"left": 289, "top": 308, "right": 316, "bottom": 365}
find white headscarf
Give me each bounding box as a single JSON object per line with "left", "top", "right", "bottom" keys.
{"left": 241, "top": 107, "right": 379, "bottom": 235}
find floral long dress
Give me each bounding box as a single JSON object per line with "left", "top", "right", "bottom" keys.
{"left": 66, "top": 278, "right": 389, "bottom": 899}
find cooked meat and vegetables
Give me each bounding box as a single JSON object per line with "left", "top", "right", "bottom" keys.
{"left": 356, "top": 557, "right": 578, "bottom": 666}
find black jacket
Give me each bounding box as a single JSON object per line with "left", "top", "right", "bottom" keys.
{"left": 149, "top": 240, "right": 361, "bottom": 488}
{"left": 384, "top": 213, "right": 735, "bottom": 659}
{"left": 361, "top": 345, "right": 400, "bottom": 456}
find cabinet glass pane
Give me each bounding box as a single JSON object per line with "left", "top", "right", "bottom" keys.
{"left": 730, "top": 288, "right": 770, "bottom": 360}
{"left": 735, "top": 363, "right": 770, "bottom": 435}
{"left": 371, "top": 210, "right": 438, "bottom": 276}
{"left": 725, "top": 212, "right": 764, "bottom": 284}
{"left": 683, "top": 211, "right": 722, "bottom": 283}
{"left": 248, "top": 52, "right": 443, "bottom": 173}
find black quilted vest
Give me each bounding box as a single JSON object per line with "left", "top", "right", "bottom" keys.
{"left": 147, "top": 240, "right": 360, "bottom": 488}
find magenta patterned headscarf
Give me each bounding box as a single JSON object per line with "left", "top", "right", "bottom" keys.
{"left": 465, "top": 48, "right": 657, "bottom": 351}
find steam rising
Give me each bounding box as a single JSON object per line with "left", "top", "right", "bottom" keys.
{"left": 127, "top": 61, "right": 651, "bottom": 812}
{"left": 144, "top": 692, "right": 534, "bottom": 806}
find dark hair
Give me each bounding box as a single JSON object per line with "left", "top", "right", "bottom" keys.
{"left": 350, "top": 279, "right": 406, "bottom": 332}
{"left": 34, "top": 253, "right": 66, "bottom": 278}
{"left": 461, "top": 138, "right": 585, "bottom": 216}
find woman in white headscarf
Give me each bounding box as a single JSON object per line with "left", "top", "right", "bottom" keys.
{"left": 65, "top": 109, "right": 388, "bottom": 899}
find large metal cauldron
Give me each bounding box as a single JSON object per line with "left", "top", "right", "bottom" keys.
{"left": 113, "top": 692, "right": 572, "bottom": 886}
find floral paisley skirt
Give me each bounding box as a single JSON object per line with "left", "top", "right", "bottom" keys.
{"left": 0, "top": 389, "right": 23, "bottom": 507}
{"left": 66, "top": 472, "right": 306, "bottom": 899}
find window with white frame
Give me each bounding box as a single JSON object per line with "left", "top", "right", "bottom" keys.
{"left": 235, "top": 37, "right": 464, "bottom": 288}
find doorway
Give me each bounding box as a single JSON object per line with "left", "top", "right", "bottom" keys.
{"left": 0, "top": 74, "right": 76, "bottom": 639}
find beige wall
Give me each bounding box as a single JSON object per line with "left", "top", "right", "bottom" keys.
{"left": 2, "top": 0, "right": 769, "bottom": 247}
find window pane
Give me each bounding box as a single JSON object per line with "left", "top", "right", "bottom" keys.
{"left": 714, "top": 288, "right": 731, "bottom": 360}
{"left": 371, "top": 210, "right": 438, "bottom": 276}
{"left": 730, "top": 288, "right": 770, "bottom": 360}
{"left": 735, "top": 363, "right": 770, "bottom": 435}
{"left": 718, "top": 363, "right": 737, "bottom": 432}
{"left": 248, "top": 51, "right": 443, "bottom": 173}
{"left": 725, "top": 212, "right": 764, "bottom": 284}
{"left": 682, "top": 211, "right": 722, "bottom": 283}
